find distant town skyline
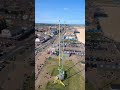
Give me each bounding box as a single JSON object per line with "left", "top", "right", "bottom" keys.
{"left": 35, "top": 0, "right": 85, "bottom": 24}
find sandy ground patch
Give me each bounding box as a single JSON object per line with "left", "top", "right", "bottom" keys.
{"left": 74, "top": 26, "right": 85, "bottom": 44}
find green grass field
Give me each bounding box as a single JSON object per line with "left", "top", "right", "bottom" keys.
{"left": 45, "top": 59, "right": 85, "bottom": 90}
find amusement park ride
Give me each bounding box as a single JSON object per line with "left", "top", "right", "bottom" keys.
{"left": 53, "top": 20, "right": 65, "bottom": 87}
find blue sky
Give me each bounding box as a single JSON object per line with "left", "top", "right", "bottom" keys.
{"left": 35, "top": 0, "right": 85, "bottom": 24}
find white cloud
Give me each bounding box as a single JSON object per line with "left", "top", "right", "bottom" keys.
{"left": 64, "top": 8, "right": 69, "bottom": 10}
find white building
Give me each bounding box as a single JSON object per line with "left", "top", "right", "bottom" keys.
{"left": 1, "top": 27, "right": 23, "bottom": 38}
{"left": 35, "top": 38, "right": 40, "bottom": 43}
{"left": 1, "top": 29, "right": 11, "bottom": 37}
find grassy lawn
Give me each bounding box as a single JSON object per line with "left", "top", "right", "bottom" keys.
{"left": 45, "top": 59, "right": 85, "bottom": 90}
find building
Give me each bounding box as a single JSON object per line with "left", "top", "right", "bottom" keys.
{"left": 64, "top": 35, "right": 77, "bottom": 41}
{"left": 35, "top": 38, "right": 40, "bottom": 43}
{"left": 51, "top": 29, "right": 58, "bottom": 36}
{"left": 1, "top": 27, "right": 23, "bottom": 38}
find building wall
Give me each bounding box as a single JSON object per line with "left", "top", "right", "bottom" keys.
{"left": 1, "top": 29, "right": 12, "bottom": 37}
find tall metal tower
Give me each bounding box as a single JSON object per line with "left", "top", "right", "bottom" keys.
{"left": 53, "top": 20, "right": 65, "bottom": 87}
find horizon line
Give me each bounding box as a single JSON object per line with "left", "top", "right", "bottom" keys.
{"left": 35, "top": 22, "right": 85, "bottom": 25}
